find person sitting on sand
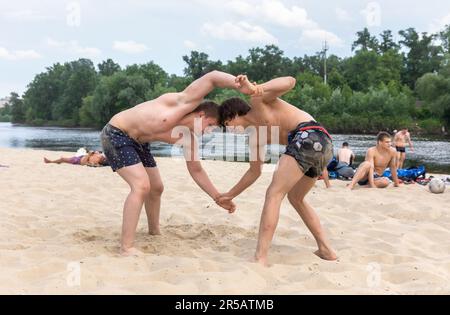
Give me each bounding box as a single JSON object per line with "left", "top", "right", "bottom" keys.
{"left": 347, "top": 132, "right": 400, "bottom": 190}
{"left": 101, "top": 70, "right": 257, "bottom": 257}
{"left": 337, "top": 142, "right": 355, "bottom": 166}
{"left": 44, "top": 151, "right": 107, "bottom": 167}
{"left": 216, "top": 75, "right": 337, "bottom": 266}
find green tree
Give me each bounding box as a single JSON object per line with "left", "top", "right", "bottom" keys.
{"left": 352, "top": 28, "right": 379, "bottom": 52}
{"left": 183, "top": 51, "right": 223, "bottom": 79}
{"left": 98, "top": 59, "right": 121, "bottom": 76}
{"left": 125, "top": 62, "right": 169, "bottom": 90}
{"left": 52, "top": 59, "right": 98, "bottom": 124}
{"left": 9, "top": 92, "right": 25, "bottom": 123}
{"left": 379, "top": 30, "right": 400, "bottom": 53}
{"left": 244, "top": 45, "right": 292, "bottom": 82}
{"left": 79, "top": 71, "right": 151, "bottom": 127}
{"left": 399, "top": 28, "right": 443, "bottom": 89}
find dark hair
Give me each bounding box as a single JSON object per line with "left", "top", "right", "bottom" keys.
{"left": 377, "top": 131, "right": 391, "bottom": 142}
{"left": 192, "top": 101, "right": 219, "bottom": 118}
{"left": 343, "top": 142, "right": 349, "bottom": 147}
{"left": 218, "top": 98, "right": 251, "bottom": 126}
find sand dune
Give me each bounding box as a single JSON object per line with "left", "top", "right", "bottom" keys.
{"left": 0, "top": 148, "right": 449, "bottom": 294}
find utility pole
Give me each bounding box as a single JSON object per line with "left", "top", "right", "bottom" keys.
{"left": 322, "top": 41, "right": 329, "bottom": 85}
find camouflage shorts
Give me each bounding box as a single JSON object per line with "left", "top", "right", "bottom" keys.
{"left": 285, "top": 121, "right": 333, "bottom": 178}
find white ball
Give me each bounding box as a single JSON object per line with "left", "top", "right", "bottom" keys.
{"left": 429, "top": 179, "right": 446, "bottom": 194}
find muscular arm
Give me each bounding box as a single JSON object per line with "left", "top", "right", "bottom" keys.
{"left": 183, "top": 134, "right": 235, "bottom": 212}
{"left": 224, "top": 137, "right": 265, "bottom": 199}
{"left": 259, "top": 76, "right": 296, "bottom": 103}
{"left": 227, "top": 160, "right": 264, "bottom": 199}
{"left": 183, "top": 134, "right": 219, "bottom": 199}
{"left": 235, "top": 75, "right": 296, "bottom": 104}
{"left": 406, "top": 133, "right": 414, "bottom": 151}
{"left": 365, "top": 149, "right": 376, "bottom": 188}
{"left": 389, "top": 151, "right": 400, "bottom": 187}
{"left": 179, "top": 71, "right": 252, "bottom": 115}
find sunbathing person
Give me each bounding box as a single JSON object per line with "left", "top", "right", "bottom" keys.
{"left": 44, "top": 151, "right": 107, "bottom": 167}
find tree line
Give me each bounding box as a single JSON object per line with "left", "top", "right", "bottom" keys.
{"left": 1, "top": 26, "right": 450, "bottom": 135}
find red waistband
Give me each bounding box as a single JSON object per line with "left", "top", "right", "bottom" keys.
{"left": 298, "top": 126, "right": 332, "bottom": 140}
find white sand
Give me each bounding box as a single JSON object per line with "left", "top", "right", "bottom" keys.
{"left": 0, "top": 147, "right": 449, "bottom": 294}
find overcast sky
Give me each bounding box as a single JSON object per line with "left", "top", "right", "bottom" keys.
{"left": 1, "top": 0, "right": 450, "bottom": 97}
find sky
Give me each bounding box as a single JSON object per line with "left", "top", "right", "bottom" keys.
{"left": 1, "top": 0, "right": 450, "bottom": 97}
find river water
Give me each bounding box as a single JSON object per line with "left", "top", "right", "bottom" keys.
{"left": 1, "top": 123, "right": 449, "bottom": 173}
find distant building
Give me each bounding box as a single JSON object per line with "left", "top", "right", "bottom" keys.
{"left": 0, "top": 97, "right": 10, "bottom": 109}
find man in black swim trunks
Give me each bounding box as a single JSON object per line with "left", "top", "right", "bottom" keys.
{"left": 216, "top": 75, "right": 337, "bottom": 267}
{"left": 394, "top": 129, "right": 414, "bottom": 169}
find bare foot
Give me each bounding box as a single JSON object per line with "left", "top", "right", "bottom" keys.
{"left": 44, "top": 158, "right": 51, "bottom": 164}
{"left": 346, "top": 183, "right": 355, "bottom": 190}
{"left": 314, "top": 248, "right": 338, "bottom": 261}
{"left": 253, "top": 255, "right": 270, "bottom": 267}
{"left": 120, "top": 247, "right": 144, "bottom": 257}
{"left": 149, "top": 229, "right": 161, "bottom": 236}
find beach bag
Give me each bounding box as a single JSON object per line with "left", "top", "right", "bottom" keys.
{"left": 383, "top": 166, "right": 426, "bottom": 181}
{"left": 327, "top": 157, "right": 338, "bottom": 171}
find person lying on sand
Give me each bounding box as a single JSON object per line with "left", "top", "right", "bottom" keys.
{"left": 44, "top": 151, "right": 108, "bottom": 167}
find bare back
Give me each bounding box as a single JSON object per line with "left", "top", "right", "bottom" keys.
{"left": 109, "top": 93, "right": 192, "bottom": 144}
{"left": 338, "top": 148, "right": 354, "bottom": 165}
{"left": 248, "top": 97, "right": 315, "bottom": 146}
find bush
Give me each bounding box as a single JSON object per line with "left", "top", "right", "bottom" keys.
{"left": 0, "top": 114, "right": 11, "bottom": 122}
{"left": 418, "top": 118, "right": 443, "bottom": 134}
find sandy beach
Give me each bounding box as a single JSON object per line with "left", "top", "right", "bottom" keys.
{"left": 0, "top": 147, "right": 449, "bottom": 295}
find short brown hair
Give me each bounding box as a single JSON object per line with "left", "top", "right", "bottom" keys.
{"left": 192, "top": 101, "right": 219, "bottom": 118}
{"left": 218, "top": 98, "right": 251, "bottom": 126}
{"left": 377, "top": 131, "right": 391, "bottom": 142}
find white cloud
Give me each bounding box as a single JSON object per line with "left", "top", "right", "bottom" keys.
{"left": 47, "top": 38, "right": 101, "bottom": 58}
{"left": 227, "top": 0, "right": 253, "bottom": 16}
{"left": 1, "top": 9, "right": 57, "bottom": 21}
{"left": 429, "top": 12, "right": 450, "bottom": 33}
{"left": 113, "top": 40, "right": 149, "bottom": 54}
{"left": 202, "top": 21, "right": 278, "bottom": 44}
{"left": 301, "top": 29, "right": 344, "bottom": 47}
{"left": 259, "top": 0, "right": 317, "bottom": 29}
{"left": 225, "top": 0, "right": 317, "bottom": 29}
{"left": 0, "top": 47, "right": 42, "bottom": 61}
{"left": 184, "top": 40, "right": 197, "bottom": 50}
{"left": 336, "top": 8, "right": 352, "bottom": 22}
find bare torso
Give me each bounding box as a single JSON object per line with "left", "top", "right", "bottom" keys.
{"left": 394, "top": 132, "right": 410, "bottom": 147}
{"left": 248, "top": 97, "right": 315, "bottom": 146}
{"left": 109, "top": 93, "right": 189, "bottom": 144}
{"left": 369, "top": 146, "right": 396, "bottom": 175}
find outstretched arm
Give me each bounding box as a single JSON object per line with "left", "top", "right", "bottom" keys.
{"left": 218, "top": 140, "right": 265, "bottom": 203}
{"left": 180, "top": 71, "right": 255, "bottom": 114}
{"left": 365, "top": 149, "right": 376, "bottom": 188}
{"left": 183, "top": 133, "right": 236, "bottom": 213}
{"left": 236, "top": 75, "right": 296, "bottom": 103}
{"left": 389, "top": 151, "right": 400, "bottom": 187}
